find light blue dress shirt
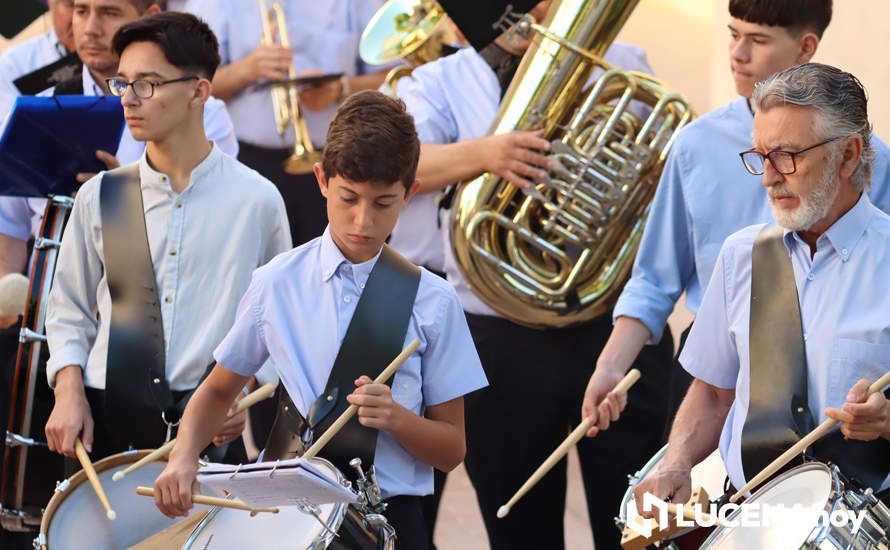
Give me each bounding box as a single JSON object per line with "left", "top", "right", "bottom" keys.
{"left": 184, "top": 0, "right": 385, "bottom": 148}
{"left": 613, "top": 97, "right": 890, "bottom": 343}
{"left": 0, "top": 28, "right": 67, "bottom": 118}
{"left": 679, "top": 193, "right": 890, "bottom": 491}
{"left": 393, "top": 44, "right": 654, "bottom": 315}
{"left": 214, "top": 228, "right": 488, "bottom": 497}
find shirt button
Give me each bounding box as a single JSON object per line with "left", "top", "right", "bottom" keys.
{"left": 169, "top": 248, "right": 177, "bottom": 256}
{"left": 165, "top": 296, "right": 173, "bottom": 304}
{"left": 344, "top": 296, "right": 351, "bottom": 303}
{"left": 806, "top": 273, "right": 815, "bottom": 281}
{"left": 804, "top": 333, "right": 808, "bottom": 341}
{"left": 160, "top": 175, "right": 167, "bottom": 182}
{"left": 360, "top": 282, "right": 365, "bottom": 289}
{"left": 175, "top": 200, "right": 182, "bottom": 208}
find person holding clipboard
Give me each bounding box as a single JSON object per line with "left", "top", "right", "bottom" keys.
{"left": 43, "top": 11, "right": 290, "bottom": 471}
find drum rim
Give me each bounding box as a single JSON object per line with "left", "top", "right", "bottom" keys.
{"left": 181, "top": 456, "right": 351, "bottom": 550}
{"left": 37, "top": 449, "right": 163, "bottom": 549}
{"left": 699, "top": 461, "right": 841, "bottom": 549}
{"left": 618, "top": 444, "right": 669, "bottom": 521}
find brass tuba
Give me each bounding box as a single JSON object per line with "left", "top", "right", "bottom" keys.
{"left": 450, "top": 0, "right": 694, "bottom": 328}
{"left": 259, "top": 0, "right": 321, "bottom": 174}
{"left": 359, "top": 0, "right": 461, "bottom": 96}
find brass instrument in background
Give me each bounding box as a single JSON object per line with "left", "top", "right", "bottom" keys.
{"left": 451, "top": 0, "right": 695, "bottom": 328}
{"left": 359, "top": 0, "right": 462, "bottom": 96}
{"left": 259, "top": 0, "right": 321, "bottom": 174}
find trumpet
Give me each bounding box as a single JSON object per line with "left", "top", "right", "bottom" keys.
{"left": 259, "top": 0, "right": 321, "bottom": 175}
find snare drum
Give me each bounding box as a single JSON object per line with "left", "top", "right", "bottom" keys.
{"left": 617, "top": 445, "right": 727, "bottom": 548}
{"left": 36, "top": 450, "right": 208, "bottom": 549}
{"left": 700, "top": 462, "right": 890, "bottom": 550}
{"left": 183, "top": 457, "right": 395, "bottom": 550}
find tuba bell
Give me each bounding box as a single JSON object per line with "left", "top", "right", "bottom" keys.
{"left": 450, "top": 0, "right": 695, "bottom": 328}
{"left": 359, "top": 0, "right": 462, "bottom": 96}
{"left": 259, "top": 0, "right": 322, "bottom": 175}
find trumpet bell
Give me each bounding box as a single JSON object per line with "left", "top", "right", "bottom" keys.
{"left": 360, "top": 0, "right": 455, "bottom": 66}
{"left": 283, "top": 148, "right": 322, "bottom": 175}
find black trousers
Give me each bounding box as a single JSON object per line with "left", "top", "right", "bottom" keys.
{"left": 463, "top": 313, "right": 673, "bottom": 550}
{"left": 237, "top": 141, "right": 327, "bottom": 248}
{"left": 663, "top": 322, "right": 694, "bottom": 441}
{"left": 384, "top": 495, "right": 429, "bottom": 550}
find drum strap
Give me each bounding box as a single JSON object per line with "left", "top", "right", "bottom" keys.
{"left": 743, "top": 225, "right": 890, "bottom": 490}
{"left": 264, "top": 245, "right": 421, "bottom": 477}
{"left": 99, "top": 164, "right": 176, "bottom": 450}
{"left": 742, "top": 225, "right": 810, "bottom": 481}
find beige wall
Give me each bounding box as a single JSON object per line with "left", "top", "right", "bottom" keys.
{"left": 617, "top": 0, "right": 890, "bottom": 137}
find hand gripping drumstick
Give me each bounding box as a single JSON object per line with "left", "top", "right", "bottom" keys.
{"left": 74, "top": 438, "right": 116, "bottom": 520}
{"left": 113, "top": 383, "right": 277, "bottom": 482}
{"left": 498, "top": 369, "right": 642, "bottom": 519}
{"left": 302, "top": 339, "right": 421, "bottom": 459}
{"left": 135, "top": 486, "right": 279, "bottom": 515}
{"left": 730, "top": 369, "right": 890, "bottom": 503}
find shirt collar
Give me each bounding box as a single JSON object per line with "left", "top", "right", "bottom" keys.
{"left": 319, "top": 226, "right": 383, "bottom": 283}
{"left": 138, "top": 142, "right": 222, "bottom": 193}
{"left": 782, "top": 193, "right": 873, "bottom": 260}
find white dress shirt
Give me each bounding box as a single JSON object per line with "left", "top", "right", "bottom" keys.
{"left": 0, "top": 28, "right": 67, "bottom": 121}
{"left": 681, "top": 193, "right": 890, "bottom": 491}
{"left": 214, "top": 227, "right": 487, "bottom": 497}
{"left": 392, "top": 43, "right": 654, "bottom": 315}
{"left": 46, "top": 144, "right": 291, "bottom": 390}
{"left": 0, "top": 66, "right": 239, "bottom": 242}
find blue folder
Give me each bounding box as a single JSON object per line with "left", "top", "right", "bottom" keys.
{"left": 0, "top": 95, "right": 125, "bottom": 197}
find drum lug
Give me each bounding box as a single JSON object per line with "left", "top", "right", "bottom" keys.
{"left": 54, "top": 478, "right": 70, "bottom": 494}
{"left": 363, "top": 513, "right": 397, "bottom": 550}
{"left": 18, "top": 328, "right": 47, "bottom": 344}
{"left": 614, "top": 515, "right": 625, "bottom": 528}
{"left": 33, "top": 533, "right": 46, "bottom": 549}
{"left": 6, "top": 431, "right": 47, "bottom": 448}
{"left": 350, "top": 458, "right": 386, "bottom": 514}
{"left": 34, "top": 237, "right": 62, "bottom": 250}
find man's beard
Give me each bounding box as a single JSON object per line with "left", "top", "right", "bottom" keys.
{"left": 768, "top": 152, "right": 840, "bottom": 231}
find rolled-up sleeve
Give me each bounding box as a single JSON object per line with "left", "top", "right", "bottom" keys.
{"left": 214, "top": 274, "right": 270, "bottom": 376}
{"left": 613, "top": 143, "right": 695, "bottom": 342}
{"left": 0, "top": 197, "right": 34, "bottom": 240}
{"left": 45, "top": 177, "right": 104, "bottom": 386}
{"left": 677, "top": 242, "right": 739, "bottom": 390}
{"left": 420, "top": 284, "right": 487, "bottom": 406}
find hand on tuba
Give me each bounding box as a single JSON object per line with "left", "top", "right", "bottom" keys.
{"left": 475, "top": 129, "right": 552, "bottom": 190}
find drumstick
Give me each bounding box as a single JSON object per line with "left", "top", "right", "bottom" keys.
{"left": 730, "top": 370, "right": 890, "bottom": 503}
{"left": 302, "top": 338, "right": 421, "bottom": 459}
{"left": 135, "top": 486, "right": 279, "bottom": 514}
{"left": 497, "top": 369, "right": 642, "bottom": 519}
{"left": 74, "top": 438, "right": 116, "bottom": 520}
{"left": 113, "top": 383, "right": 277, "bottom": 482}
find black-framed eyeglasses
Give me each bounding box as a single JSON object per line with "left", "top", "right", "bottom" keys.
{"left": 105, "top": 75, "right": 198, "bottom": 99}
{"left": 739, "top": 136, "right": 843, "bottom": 176}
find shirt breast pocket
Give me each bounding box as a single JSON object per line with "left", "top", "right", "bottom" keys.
{"left": 829, "top": 339, "right": 890, "bottom": 407}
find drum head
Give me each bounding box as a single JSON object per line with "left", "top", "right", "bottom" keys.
{"left": 702, "top": 463, "right": 833, "bottom": 549}
{"left": 41, "top": 451, "right": 208, "bottom": 549}
{"left": 183, "top": 459, "right": 346, "bottom": 550}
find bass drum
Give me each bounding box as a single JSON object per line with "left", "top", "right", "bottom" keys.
{"left": 183, "top": 457, "right": 395, "bottom": 550}
{"left": 1, "top": 196, "right": 73, "bottom": 532}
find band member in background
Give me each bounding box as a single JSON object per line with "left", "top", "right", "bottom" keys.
{"left": 583, "top": 0, "right": 890, "bottom": 441}
{"left": 634, "top": 63, "right": 890, "bottom": 511}
{"left": 44, "top": 12, "right": 290, "bottom": 465}
{"left": 0, "top": 0, "right": 240, "bottom": 327}
{"left": 394, "top": 3, "right": 672, "bottom": 548}
{"left": 182, "top": 0, "right": 389, "bottom": 247}
{"left": 152, "top": 91, "right": 487, "bottom": 550}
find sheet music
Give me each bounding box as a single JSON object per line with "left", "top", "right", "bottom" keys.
{"left": 197, "top": 457, "right": 357, "bottom": 508}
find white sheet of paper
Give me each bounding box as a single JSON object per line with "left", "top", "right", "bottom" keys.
{"left": 197, "top": 458, "right": 357, "bottom": 508}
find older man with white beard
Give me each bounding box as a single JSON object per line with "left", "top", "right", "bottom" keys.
{"left": 631, "top": 63, "right": 890, "bottom": 513}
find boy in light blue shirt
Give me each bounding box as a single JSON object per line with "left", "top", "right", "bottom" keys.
{"left": 152, "top": 90, "right": 487, "bottom": 549}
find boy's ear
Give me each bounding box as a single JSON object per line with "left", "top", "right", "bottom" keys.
{"left": 192, "top": 77, "right": 212, "bottom": 106}
{"left": 405, "top": 180, "right": 421, "bottom": 202}
{"left": 313, "top": 162, "right": 329, "bottom": 198}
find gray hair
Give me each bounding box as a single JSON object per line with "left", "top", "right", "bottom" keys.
{"left": 751, "top": 63, "right": 873, "bottom": 192}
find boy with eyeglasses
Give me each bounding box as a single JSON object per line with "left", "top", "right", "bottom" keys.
{"left": 44, "top": 11, "right": 291, "bottom": 465}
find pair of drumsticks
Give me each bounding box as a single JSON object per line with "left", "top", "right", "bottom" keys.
{"left": 134, "top": 339, "right": 422, "bottom": 514}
